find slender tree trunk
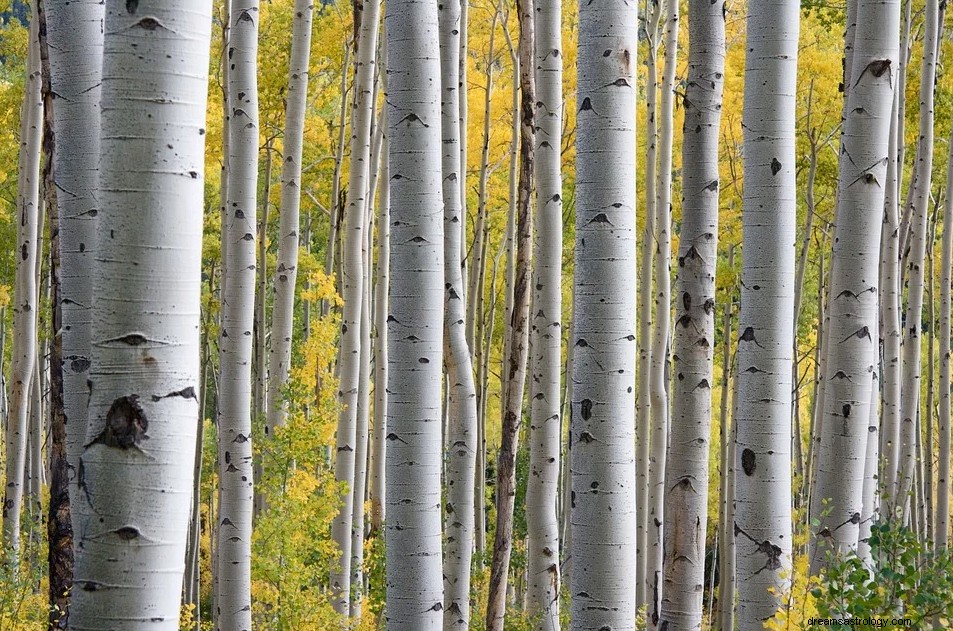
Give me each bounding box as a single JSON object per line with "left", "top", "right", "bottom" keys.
{"left": 331, "top": 0, "right": 381, "bottom": 611}
{"left": 324, "top": 43, "right": 352, "bottom": 310}
{"left": 636, "top": 0, "right": 662, "bottom": 609}
{"left": 253, "top": 143, "right": 272, "bottom": 432}
{"left": 70, "top": 2, "right": 211, "bottom": 627}
{"left": 660, "top": 0, "right": 724, "bottom": 626}
{"left": 717, "top": 259, "right": 736, "bottom": 631}
{"left": 439, "top": 0, "right": 480, "bottom": 627}
{"left": 898, "top": 0, "right": 939, "bottom": 519}
{"left": 937, "top": 128, "right": 953, "bottom": 549}
{"left": 570, "top": 0, "right": 638, "bottom": 625}
{"left": 266, "top": 0, "right": 315, "bottom": 436}
{"left": 370, "top": 60, "right": 390, "bottom": 538}
{"left": 384, "top": 0, "right": 445, "bottom": 624}
{"left": 926, "top": 214, "right": 938, "bottom": 543}
{"left": 525, "top": 0, "right": 562, "bottom": 623}
{"left": 881, "top": 54, "right": 905, "bottom": 508}
{"left": 3, "top": 13, "right": 42, "bottom": 559}
{"left": 216, "top": 1, "right": 260, "bottom": 627}
{"left": 648, "top": 2, "right": 677, "bottom": 625}
{"left": 486, "top": 1, "right": 535, "bottom": 626}
{"left": 350, "top": 243, "right": 372, "bottom": 619}
{"left": 858, "top": 375, "right": 881, "bottom": 565}
{"left": 734, "top": 0, "right": 799, "bottom": 625}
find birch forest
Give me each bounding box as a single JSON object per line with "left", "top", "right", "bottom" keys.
{"left": 5, "top": 0, "right": 953, "bottom": 629}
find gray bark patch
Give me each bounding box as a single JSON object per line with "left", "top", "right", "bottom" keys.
{"left": 99, "top": 395, "right": 148, "bottom": 448}
{"left": 741, "top": 448, "right": 756, "bottom": 476}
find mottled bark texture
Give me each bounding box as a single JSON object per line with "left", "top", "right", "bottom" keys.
{"left": 217, "top": 1, "right": 259, "bottom": 628}
{"left": 734, "top": 0, "right": 799, "bottom": 626}
{"left": 570, "top": 0, "right": 638, "bottom": 626}
{"left": 69, "top": 2, "right": 212, "bottom": 628}
{"left": 384, "top": 0, "right": 445, "bottom": 626}
{"left": 809, "top": 0, "right": 898, "bottom": 572}
{"left": 659, "top": 0, "right": 725, "bottom": 627}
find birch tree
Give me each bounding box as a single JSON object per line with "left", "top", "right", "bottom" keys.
{"left": 330, "top": 0, "right": 381, "bottom": 610}
{"left": 69, "top": 2, "right": 212, "bottom": 627}
{"left": 570, "top": 0, "right": 638, "bottom": 625}
{"left": 217, "top": 1, "right": 260, "bottom": 627}
{"left": 809, "top": 0, "right": 899, "bottom": 570}
{"left": 439, "top": 0, "right": 479, "bottom": 626}
{"left": 44, "top": 0, "right": 105, "bottom": 561}
{"left": 733, "top": 0, "right": 799, "bottom": 625}
{"left": 2, "top": 14, "right": 41, "bottom": 558}
{"left": 647, "top": 3, "right": 676, "bottom": 623}
{"left": 898, "top": 0, "right": 939, "bottom": 518}
{"left": 486, "top": 0, "right": 534, "bottom": 624}
{"left": 525, "top": 0, "right": 562, "bottom": 623}
{"left": 660, "top": 0, "right": 725, "bottom": 626}
{"left": 384, "top": 0, "right": 445, "bottom": 625}
{"left": 265, "top": 0, "right": 315, "bottom": 435}
{"left": 938, "top": 130, "right": 953, "bottom": 550}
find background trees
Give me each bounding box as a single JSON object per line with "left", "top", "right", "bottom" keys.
{"left": 1, "top": 0, "right": 953, "bottom": 629}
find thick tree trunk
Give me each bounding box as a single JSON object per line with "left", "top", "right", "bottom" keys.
{"left": 809, "top": 0, "right": 899, "bottom": 571}
{"left": 734, "top": 0, "right": 799, "bottom": 625}
{"left": 659, "top": 0, "right": 725, "bottom": 626}
{"left": 524, "top": 0, "right": 562, "bottom": 624}
{"left": 3, "top": 13, "right": 42, "bottom": 559}
{"left": 69, "top": 2, "right": 211, "bottom": 627}
{"left": 384, "top": 0, "right": 445, "bottom": 624}
{"left": 570, "top": 0, "right": 638, "bottom": 625}
{"left": 43, "top": 3, "right": 104, "bottom": 557}
{"left": 217, "top": 2, "right": 260, "bottom": 628}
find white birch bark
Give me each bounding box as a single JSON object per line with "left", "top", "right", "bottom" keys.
{"left": 898, "top": 0, "right": 938, "bottom": 518}
{"left": 2, "top": 15, "right": 41, "bottom": 557}
{"left": 880, "top": 64, "right": 904, "bottom": 508}
{"left": 858, "top": 373, "right": 880, "bottom": 565}
{"left": 660, "top": 0, "right": 725, "bottom": 626}
{"left": 217, "top": 2, "right": 259, "bottom": 628}
{"left": 809, "top": 0, "right": 898, "bottom": 570}
{"left": 265, "top": 0, "right": 315, "bottom": 436}
{"left": 937, "top": 128, "right": 953, "bottom": 549}
{"left": 384, "top": 0, "right": 445, "bottom": 625}
{"left": 330, "top": 0, "right": 381, "bottom": 611}
{"left": 44, "top": 2, "right": 104, "bottom": 533}
{"left": 648, "top": 2, "right": 676, "bottom": 625}
{"left": 636, "top": 0, "right": 662, "bottom": 609}
{"left": 439, "top": 0, "right": 479, "bottom": 626}
{"left": 69, "top": 1, "right": 211, "bottom": 627}
{"left": 570, "top": 0, "right": 638, "bottom": 624}
{"left": 525, "top": 0, "right": 562, "bottom": 623}
{"left": 734, "top": 0, "right": 798, "bottom": 625}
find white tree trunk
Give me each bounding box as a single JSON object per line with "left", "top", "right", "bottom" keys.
{"left": 880, "top": 59, "right": 904, "bottom": 512}
{"left": 570, "top": 0, "right": 638, "bottom": 625}
{"left": 384, "top": 0, "right": 445, "bottom": 625}
{"left": 809, "top": 0, "right": 899, "bottom": 571}
{"left": 217, "top": 1, "right": 260, "bottom": 628}
{"left": 898, "top": 0, "right": 938, "bottom": 518}
{"left": 525, "top": 0, "right": 562, "bottom": 624}
{"left": 439, "top": 0, "right": 479, "bottom": 627}
{"left": 265, "top": 0, "right": 315, "bottom": 435}
{"left": 636, "top": 0, "right": 661, "bottom": 610}
{"left": 937, "top": 127, "right": 953, "bottom": 549}
{"left": 858, "top": 376, "right": 880, "bottom": 565}
{"left": 44, "top": 0, "right": 104, "bottom": 545}
{"left": 647, "top": 2, "right": 676, "bottom": 625}
{"left": 330, "top": 0, "right": 381, "bottom": 611}
{"left": 734, "top": 0, "right": 798, "bottom": 626}
{"left": 660, "top": 0, "right": 725, "bottom": 626}
{"left": 2, "top": 14, "right": 41, "bottom": 557}
{"left": 70, "top": 2, "right": 211, "bottom": 627}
